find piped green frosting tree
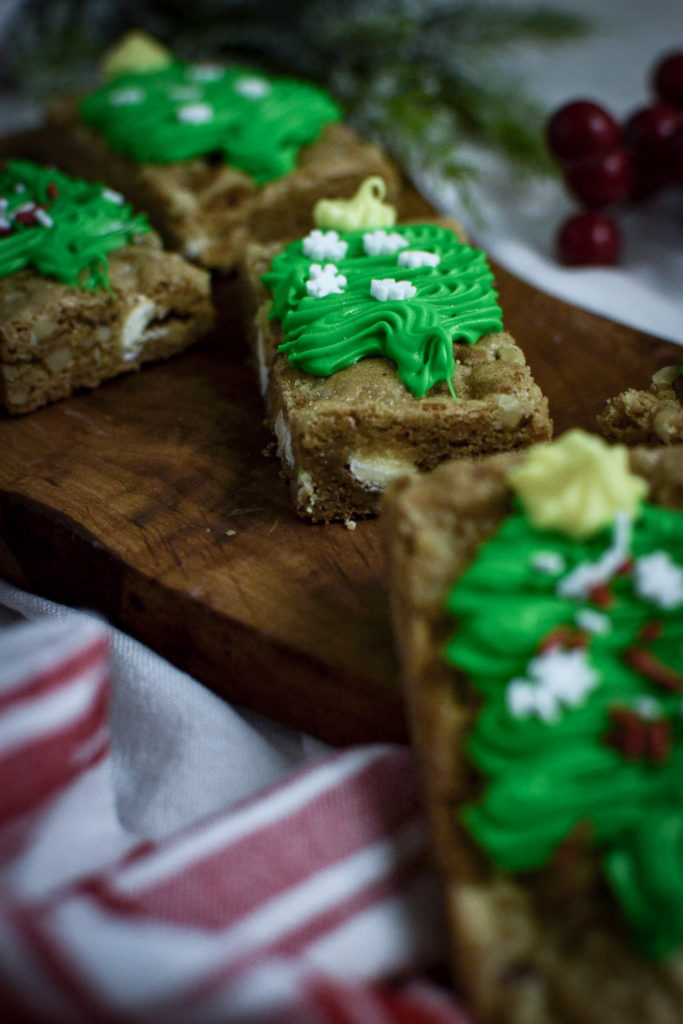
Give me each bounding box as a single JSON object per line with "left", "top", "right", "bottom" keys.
{"left": 445, "top": 501, "right": 683, "bottom": 958}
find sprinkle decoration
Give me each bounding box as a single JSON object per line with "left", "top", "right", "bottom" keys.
{"left": 362, "top": 229, "right": 408, "bottom": 256}
{"left": 507, "top": 430, "right": 648, "bottom": 540}
{"left": 605, "top": 705, "right": 672, "bottom": 764}
{"left": 302, "top": 229, "right": 348, "bottom": 263}
{"left": 370, "top": 277, "right": 417, "bottom": 302}
{"left": 624, "top": 646, "right": 683, "bottom": 692}
{"left": 306, "top": 263, "right": 346, "bottom": 298}
{"left": 397, "top": 249, "right": 441, "bottom": 269}
{"left": 537, "top": 624, "right": 588, "bottom": 653}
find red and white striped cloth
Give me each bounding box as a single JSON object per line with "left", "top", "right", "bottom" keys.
{"left": 0, "top": 589, "right": 471, "bottom": 1024}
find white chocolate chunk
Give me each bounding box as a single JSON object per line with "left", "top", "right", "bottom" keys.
{"left": 120, "top": 296, "right": 157, "bottom": 361}
{"left": 348, "top": 453, "right": 415, "bottom": 491}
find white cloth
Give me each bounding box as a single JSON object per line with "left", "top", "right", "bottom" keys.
{"left": 411, "top": 0, "right": 683, "bottom": 346}
{"left": 0, "top": 585, "right": 460, "bottom": 1023}
{"left": 0, "top": 581, "right": 329, "bottom": 841}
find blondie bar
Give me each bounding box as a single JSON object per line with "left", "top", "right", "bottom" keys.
{"left": 0, "top": 160, "right": 213, "bottom": 414}
{"left": 382, "top": 430, "right": 683, "bottom": 1024}
{"left": 242, "top": 179, "right": 552, "bottom": 522}
{"left": 598, "top": 364, "right": 683, "bottom": 445}
{"left": 45, "top": 42, "right": 398, "bottom": 272}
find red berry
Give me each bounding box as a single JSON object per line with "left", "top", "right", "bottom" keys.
{"left": 630, "top": 163, "right": 673, "bottom": 201}
{"left": 565, "top": 148, "right": 634, "bottom": 207}
{"left": 556, "top": 211, "right": 622, "bottom": 266}
{"left": 670, "top": 126, "right": 683, "bottom": 184}
{"left": 624, "top": 104, "right": 680, "bottom": 166}
{"left": 653, "top": 51, "right": 683, "bottom": 108}
{"left": 547, "top": 100, "right": 621, "bottom": 165}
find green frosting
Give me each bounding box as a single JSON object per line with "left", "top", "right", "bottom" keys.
{"left": 444, "top": 503, "right": 683, "bottom": 958}
{"left": 262, "top": 224, "right": 503, "bottom": 398}
{"left": 0, "top": 159, "right": 151, "bottom": 289}
{"left": 80, "top": 62, "right": 341, "bottom": 183}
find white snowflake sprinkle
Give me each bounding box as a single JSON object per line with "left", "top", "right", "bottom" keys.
{"left": 109, "top": 86, "right": 146, "bottom": 106}
{"left": 634, "top": 551, "right": 683, "bottom": 609}
{"left": 101, "top": 188, "right": 125, "bottom": 206}
{"left": 397, "top": 249, "right": 440, "bottom": 269}
{"left": 506, "top": 648, "right": 600, "bottom": 722}
{"left": 633, "top": 695, "right": 662, "bottom": 720}
{"left": 575, "top": 608, "right": 611, "bottom": 635}
{"left": 370, "top": 278, "right": 417, "bottom": 302}
{"left": 234, "top": 76, "right": 271, "bottom": 99}
{"left": 34, "top": 208, "right": 53, "bottom": 228}
{"left": 557, "top": 512, "right": 632, "bottom": 600}
{"left": 530, "top": 551, "right": 566, "bottom": 575}
{"left": 167, "top": 85, "right": 203, "bottom": 102}
{"left": 176, "top": 102, "right": 214, "bottom": 125}
{"left": 362, "top": 230, "right": 408, "bottom": 257}
{"left": 302, "top": 229, "right": 348, "bottom": 262}
{"left": 186, "top": 63, "right": 225, "bottom": 82}
{"left": 507, "top": 679, "right": 558, "bottom": 722}
{"left": 13, "top": 183, "right": 26, "bottom": 193}
{"left": 306, "top": 263, "right": 347, "bottom": 298}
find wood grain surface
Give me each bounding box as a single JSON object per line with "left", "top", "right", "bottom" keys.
{"left": 0, "top": 137, "right": 681, "bottom": 743}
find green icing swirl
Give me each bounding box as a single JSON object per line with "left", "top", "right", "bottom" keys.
{"left": 0, "top": 159, "right": 151, "bottom": 289}
{"left": 444, "top": 503, "right": 683, "bottom": 958}
{"left": 262, "top": 224, "right": 503, "bottom": 398}
{"left": 80, "top": 62, "right": 341, "bottom": 183}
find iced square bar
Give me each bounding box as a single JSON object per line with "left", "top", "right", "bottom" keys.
{"left": 598, "top": 364, "right": 683, "bottom": 445}
{"left": 382, "top": 432, "right": 683, "bottom": 1024}
{"left": 0, "top": 160, "right": 213, "bottom": 414}
{"left": 242, "top": 181, "right": 552, "bottom": 521}
{"left": 45, "top": 44, "right": 398, "bottom": 272}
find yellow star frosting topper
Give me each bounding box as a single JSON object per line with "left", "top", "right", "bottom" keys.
{"left": 507, "top": 429, "right": 648, "bottom": 539}
{"left": 313, "top": 177, "right": 396, "bottom": 232}
{"left": 101, "top": 30, "right": 173, "bottom": 81}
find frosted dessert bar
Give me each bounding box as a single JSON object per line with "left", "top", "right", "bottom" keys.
{"left": 0, "top": 160, "right": 213, "bottom": 414}
{"left": 242, "top": 178, "right": 552, "bottom": 522}
{"left": 44, "top": 35, "right": 398, "bottom": 272}
{"left": 382, "top": 430, "right": 683, "bottom": 1024}
{"left": 598, "top": 364, "right": 683, "bottom": 445}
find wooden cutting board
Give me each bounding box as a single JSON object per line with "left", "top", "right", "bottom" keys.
{"left": 0, "top": 136, "right": 680, "bottom": 743}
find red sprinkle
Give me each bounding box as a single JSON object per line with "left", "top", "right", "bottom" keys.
{"left": 648, "top": 718, "right": 673, "bottom": 764}
{"left": 47, "top": 182, "right": 59, "bottom": 200}
{"left": 588, "top": 560, "right": 633, "bottom": 609}
{"left": 13, "top": 203, "right": 38, "bottom": 226}
{"left": 607, "top": 707, "right": 645, "bottom": 760}
{"left": 605, "top": 705, "right": 672, "bottom": 763}
{"left": 625, "top": 647, "right": 683, "bottom": 692}
{"left": 637, "top": 620, "right": 664, "bottom": 644}
{"left": 589, "top": 583, "right": 613, "bottom": 608}
{"left": 538, "top": 625, "right": 588, "bottom": 654}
